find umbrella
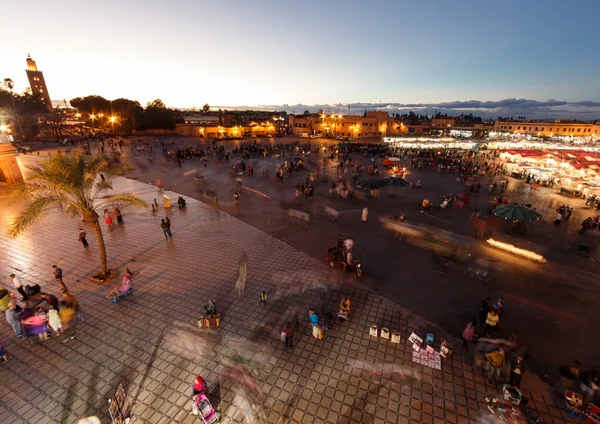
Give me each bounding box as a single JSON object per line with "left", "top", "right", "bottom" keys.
{"left": 492, "top": 204, "right": 542, "bottom": 222}
{"left": 381, "top": 176, "right": 410, "bottom": 187}
{"left": 386, "top": 157, "right": 401, "bottom": 162}
{"left": 357, "top": 179, "right": 384, "bottom": 190}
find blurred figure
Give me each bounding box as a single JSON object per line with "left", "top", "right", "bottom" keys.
{"left": 235, "top": 252, "right": 248, "bottom": 296}
{"left": 78, "top": 228, "right": 89, "bottom": 248}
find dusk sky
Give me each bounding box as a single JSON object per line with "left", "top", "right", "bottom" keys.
{"left": 3, "top": 0, "right": 600, "bottom": 116}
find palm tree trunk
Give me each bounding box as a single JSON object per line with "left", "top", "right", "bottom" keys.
{"left": 89, "top": 219, "right": 108, "bottom": 275}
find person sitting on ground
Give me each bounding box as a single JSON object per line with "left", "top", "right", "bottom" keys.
{"left": 204, "top": 300, "right": 216, "bottom": 316}
{"left": 192, "top": 376, "right": 207, "bottom": 395}
{"left": 339, "top": 297, "right": 351, "bottom": 316}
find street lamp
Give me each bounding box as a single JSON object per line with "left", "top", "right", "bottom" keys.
{"left": 109, "top": 116, "right": 117, "bottom": 132}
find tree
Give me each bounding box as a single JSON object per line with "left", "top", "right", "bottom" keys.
{"left": 303, "top": 110, "right": 310, "bottom": 116}
{"left": 202, "top": 104, "right": 210, "bottom": 114}
{"left": 9, "top": 151, "right": 147, "bottom": 277}
{"left": 111, "top": 98, "right": 143, "bottom": 130}
{"left": 138, "top": 99, "right": 175, "bottom": 132}
{"left": 69, "top": 95, "right": 111, "bottom": 115}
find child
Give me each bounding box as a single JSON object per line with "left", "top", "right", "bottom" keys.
{"left": 48, "top": 306, "right": 62, "bottom": 336}
{"left": 260, "top": 291, "right": 267, "bottom": 306}
{"left": 0, "top": 339, "right": 8, "bottom": 362}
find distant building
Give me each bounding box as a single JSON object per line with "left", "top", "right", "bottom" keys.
{"left": 289, "top": 111, "right": 403, "bottom": 138}
{"left": 25, "top": 55, "right": 53, "bottom": 112}
{"left": 492, "top": 120, "right": 600, "bottom": 140}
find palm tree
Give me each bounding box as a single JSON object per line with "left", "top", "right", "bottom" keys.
{"left": 9, "top": 150, "right": 147, "bottom": 278}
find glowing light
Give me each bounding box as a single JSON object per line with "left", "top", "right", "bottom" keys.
{"left": 109, "top": 116, "right": 117, "bottom": 123}
{"left": 0, "top": 125, "right": 7, "bottom": 132}
{"left": 486, "top": 238, "right": 546, "bottom": 262}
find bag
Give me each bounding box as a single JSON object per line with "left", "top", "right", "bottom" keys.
{"left": 312, "top": 325, "right": 323, "bottom": 340}
{"left": 281, "top": 331, "right": 287, "bottom": 342}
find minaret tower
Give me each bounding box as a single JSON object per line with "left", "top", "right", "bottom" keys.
{"left": 25, "top": 55, "right": 53, "bottom": 112}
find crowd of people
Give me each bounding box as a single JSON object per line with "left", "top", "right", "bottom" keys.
{"left": 2, "top": 272, "right": 79, "bottom": 352}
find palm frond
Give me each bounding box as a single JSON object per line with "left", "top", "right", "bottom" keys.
{"left": 97, "top": 193, "right": 147, "bottom": 210}
{"left": 8, "top": 196, "right": 63, "bottom": 238}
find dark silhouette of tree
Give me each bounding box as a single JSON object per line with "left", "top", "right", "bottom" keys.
{"left": 202, "top": 103, "right": 210, "bottom": 114}
{"left": 137, "top": 99, "right": 175, "bottom": 132}
{"left": 112, "top": 98, "right": 143, "bottom": 130}
{"left": 69, "top": 95, "right": 111, "bottom": 115}
{"left": 303, "top": 110, "right": 310, "bottom": 115}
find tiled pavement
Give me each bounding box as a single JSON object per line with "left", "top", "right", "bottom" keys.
{"left": 0, "top": 178, "right": 573, "bottom": 423}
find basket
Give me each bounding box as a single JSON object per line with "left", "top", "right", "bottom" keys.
{"left": 503, "top": 385, "right": 522, "bottom": 405}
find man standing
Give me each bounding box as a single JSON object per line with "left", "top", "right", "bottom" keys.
{"left": 78, "top": 228, "right": 89, "bottom": 248}
{"left": 165, "top": 217, "right": 171, "bottom": 234}
{"left": 9, "top": 274, "right": 27, "bottom": 301}
{"left": 509, "top": 354, "right": 527, "bottom": 388}
{"left": 5, "top": 302, "right": 24, "bottom": 337}
{"left": 485, "top": 347, "right": 505, "bottom": 384}
{"left": 52, "top": 265, "right": 68, "bottom": 293}
{"left": 282, "top": 323, "right": 294, "bottom": 350}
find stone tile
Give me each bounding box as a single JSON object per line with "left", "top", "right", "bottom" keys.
{"left": 0, "top": 177, "right": 564, "bottom": 423}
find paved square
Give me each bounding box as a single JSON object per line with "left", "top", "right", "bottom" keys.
{"left": 0, "top": 178, "right": 573, "bottom": 423}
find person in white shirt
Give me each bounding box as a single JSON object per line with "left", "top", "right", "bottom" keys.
{"left": 9, "top": 274, "right": 27, "bottom": 301}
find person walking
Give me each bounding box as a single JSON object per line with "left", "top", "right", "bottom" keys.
{"left": 282, "top": 323, "right": 294, "bottom": 350}
{"left": 115, "top": 207, "right": 123, "bottom": 224}
{"left": 234, "top": 191, "right": 240, "bottom": 205}
{"left": 104, "top": 209, "right": 114, "bottom": 226}
{"left": 9, "top": 274, "right": 27, "bottom": 301}
{"left": 78, "top": 228, "right": 89, "bottom": 248}
{"left": 52, "top": 265, "right": 68, "bottom": 292}
{"left": 554, "top": 211, "right": 562, "bottom": 225}
{"left": 478, "top": 297, "right": 492, "bottom": 329}
{"left": 509, "top": 354, "right": 527, "bottom": 388}
{"left": 485, "top": 347, "right": 506, "bottom": 384}
{"left": 461, "top": 320, "right": 478, "bottom": 348}
{"left": 5, "top": 302, "right": 24, "bottom": 337}
{"left": 235, "top": 252, "right": 248, "bottom": 296}
{"left": 160, "top": 219, "right": 172, "bottom": 238}
{"left": 308, "top": 309, "right": 319, "bottom": 328}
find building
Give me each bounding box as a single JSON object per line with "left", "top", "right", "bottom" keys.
{"left": 25, "top": 55, "right": 53, "bottom": 112}
{"left": 288, "top": 111, "right": 404, "bottom": 139}
{"left": 0, "top": 132, "right": 24, "bottom": 185}
{"left": 493, "top": 120, "right": 600, "bottom": 140}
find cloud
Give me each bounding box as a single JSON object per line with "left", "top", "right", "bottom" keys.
{"left": 223, "top": 98, "right": 600, "bottom": 120}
